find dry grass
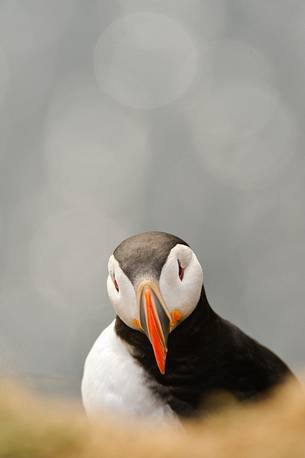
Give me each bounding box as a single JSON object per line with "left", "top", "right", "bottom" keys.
{"left": 0, "top": 378, "right": 305, "bottom": 458}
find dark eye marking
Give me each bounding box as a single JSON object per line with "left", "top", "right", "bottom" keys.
{"left": 178, "top": 260, "right": 184, "bottom": 281}
{"left": 112, "top": 274, "right": 119, "bottom": 292}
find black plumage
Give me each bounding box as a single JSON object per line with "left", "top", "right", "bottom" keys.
{"left": 114, "top": 231, "right": 297, "bottom": 418}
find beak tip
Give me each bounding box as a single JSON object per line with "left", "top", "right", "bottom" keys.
{"left": 157, "top": 356, "right": 167, "bottom": 375}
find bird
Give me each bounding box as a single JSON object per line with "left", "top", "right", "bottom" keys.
{"left": 82, "top": 231, "right": 297, "bottom": 422}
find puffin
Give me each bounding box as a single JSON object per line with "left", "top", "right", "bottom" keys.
{"left": 82, "top": 231, "right": 296, "bottom": 421}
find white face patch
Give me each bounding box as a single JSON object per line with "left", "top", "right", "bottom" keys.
{"left": 159, "top": 244, "right": 203, "bottom": 328}
{"left": 107, "top": 255, "right": 138, "bottom": 329}
{"left": 107, "top": 244, "right": 203, "bottom": 332}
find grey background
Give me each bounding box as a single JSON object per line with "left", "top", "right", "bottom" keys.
{"left": 0, "top": 0, "right": 304, "bottom": 398}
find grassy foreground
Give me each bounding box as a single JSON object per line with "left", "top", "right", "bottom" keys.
{"left": 0, "top": 378, "right": 305, "bottom": 458}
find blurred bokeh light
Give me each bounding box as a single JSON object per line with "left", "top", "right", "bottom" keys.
{"left": 94, "top": 12, "right": 199, "bottom": 108}
{"left": 44, "top": 81, "right": 148, "bottom": 208}
{"left": 0, "top": 0, "right": 304, "bottom": 398}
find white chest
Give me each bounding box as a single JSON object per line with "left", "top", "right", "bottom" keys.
{"left": 81, "top": 321, "right": 176, "bottom": 423}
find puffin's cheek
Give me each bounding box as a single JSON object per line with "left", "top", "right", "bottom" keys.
{"left": 160, "top": 285, "right": 181, "bottom": 315}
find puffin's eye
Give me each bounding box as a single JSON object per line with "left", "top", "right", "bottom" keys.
{"left": 112, "top": 274, "right": 119, "bottom": 292}
{"left": 178, "top": 260, "right": 184, "bottom": 281}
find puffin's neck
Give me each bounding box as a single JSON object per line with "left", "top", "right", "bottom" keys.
{"left": 115, "top": 288, "right": 219, "bottom": 417}
{"left": 115, "top": 286, "right": 218, "bottom": 366}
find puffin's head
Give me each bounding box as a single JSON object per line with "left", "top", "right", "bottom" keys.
{"left": 107, "top": 231, "right": 203, "bottom": 374}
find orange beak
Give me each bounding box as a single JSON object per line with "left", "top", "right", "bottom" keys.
{"left": 138, "top": 281, "right": 170, "bottom": 375}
